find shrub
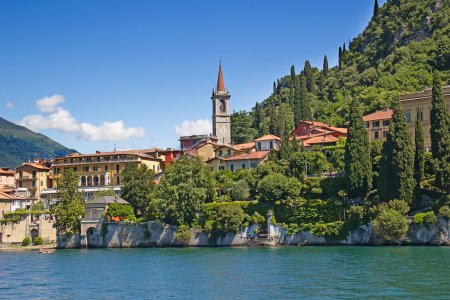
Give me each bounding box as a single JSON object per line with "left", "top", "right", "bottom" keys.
{"left": 371, "top": 199, "right": 409, "bottom": 243}
{"left": 413, "top": 211, "right": 436, "bottom": 225}
{"left": 31, "top": 203, "right": 45, "bottom": 211}
{"left": 258, "top": 173, "right": 302, "bottom": 201}
{"left": 33, "top": 237, "right": 44, "bottom": 246}
{"left": 308, "top": 221, "right": 345, "bottom": 241}
{"left": 174, "top": 225, "right": 192, "bottom": 245}
{"left": 22, "top": 237, "right": 31, "bottom": 246}
{"left": 230, "top": 180, "right": 250, "bottom": 201}
{"left": 105, "top": 203, "right": 136, "bottom": 222}
{"left": 438, "top": 205, "right": 450, "bottom": 219}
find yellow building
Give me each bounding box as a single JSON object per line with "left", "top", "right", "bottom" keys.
{"left": 52, "top": 150, "right": 163, "bottom": 189}
{"left": 362, "top": 108, "right": 393, "bottom": 142}
{"left": 400, "top": 85, "right": 450, "bottom": 150}
{"left": 15, "top": 163, "right": 51, "bottom": 202}
{"left": 207, "top": 145, "right": 247, "bottom": 171}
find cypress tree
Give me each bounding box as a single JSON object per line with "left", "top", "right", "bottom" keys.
{"left": 304, "top": 60, "right": 315, "bottom": 94}
{"left": 345, "top": 98, "right": 372, "bottom": 199}
{"left": 269, "top": 105, "right": 278, "bottom": 135}
{"left": 254, "top": 102, "right": 262, "bottom": 134}
{"left": 373, "top": 0, "right": 379, "bottom": 19}
{"left": 292, "top": 132, "right": 300, "bottom": 152}
{"left": 273, "top": 81, "right": 277, "bottom": 96}
{"left": 343, "top": 43, "right": 346, "bottom": 52}
{"left": 378, "top": 100, "right": 415, "bottom": 203}
{"left": 299, "top": 73, "right": 312, "bottom": 120}
{"left": 323, "top": 55, "right": 329, "bottom": 77}
{"left": 414, "top": 106, "right": 424, "bottom": 197}
{"left": 277, "top": 105, "right": 286, "bottom": 138}
{"left": 294, "top": 75, "right": 302, "bottom": 125}
{"left": 338, "top": 47, "right": 343, "bottom": 69}
{"left": 430, "top": 71, "right": 450, "bottom": 193}
{"left": 290, "top": 65, "right": 296, "bottom": 82}
{"left": 276, "top": 79, "right": 281, "bottom": 94}
{"left": 280, "top": 127, "right": 291, "bottom": 160}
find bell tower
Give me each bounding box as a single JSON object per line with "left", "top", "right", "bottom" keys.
{"left": 212, "top": 62, "right": 231, "bottom": 145}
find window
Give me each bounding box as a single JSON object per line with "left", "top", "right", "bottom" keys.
{"left": 93, "top": 166, "right": 99, "bottom": 172}
{"left": 116, "top": 165, "right": 120, "bottom": 172}
{"left": 83, "top": 166, "right": 89, "bottom": 172}
{"left": 54, "top": 168, "right": 58, "bottom": 175}
{"left": 218, "top": 150, "right": 223, "bottom": 157}
{"left": 251, "top": 163, "right": 257, "bottom": 168}
{"left": 257, "top": 142, "right": 261, "bottom": 151}
{"left": 365, "top": 122, "right": 369, "bottom": 128}
{"left": 242, "top": 164, "right": 246, "bottom": 169}
{"left": 227, "top": 150, "right": 231, "bottom": 156}
{"left": 383, "top": 131, "right": 387, "bottom": 138}
{"left": 105, "top": 165, "right": 108, "bottom": 171}
{"left": 382, "top": 120, "right": 390, "bottom": 127}
{"left": 116, "top": 176, "right": 120, "bottom": 185}
{"left": 374, "top": 131, "right": 379, "bottom": 139}
{"left": 230, "top": 164, "right": 234, "bottom": 172}
{"left": 32, "top": 171, "right": 36, "bottom": 179}
{"left": 270, "top": 141, "right": 273, "bottom": 149}
{"left": 19, "top": 171, "right": 23, "bottom": 179}
{"left": 302, "top": 127, "right": 306, "bottom": 134}
{"left": 219, "top": 166, "right": 225, "bottom": 170}
{"left": 405, "top": 112, "right": 411, "bottom": 123}
{"left": 372, "top": 121, "right": 380, "bottom": 128}
{"left": 19, "top": 181, "right": 22, "bottom": 188}
{"left": 73, "top": 167, "right": 77, "bottom": 172}
{"left": 32, "top": 180, "right": 36, "bottom": 188}
{"left": 40, "top": 181, "right": 43, "bottom": 187}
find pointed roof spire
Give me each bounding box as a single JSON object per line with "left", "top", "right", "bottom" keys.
{"left": 216, "top": 61, "right": 225, "bottom": 92}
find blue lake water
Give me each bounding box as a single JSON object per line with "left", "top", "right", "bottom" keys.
{"left": 0, "top": 246, "right": 449, "bottom": 299}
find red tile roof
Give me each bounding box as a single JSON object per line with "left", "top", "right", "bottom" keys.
{"left": 232, "top": 142, "right": 256, "bottom": 151}
{"left": 0, "top": 168, "right": 15, "bottom": 176}
{"left": 254, "top": 134, "right": 282, "bottom": 142}
{"left": 223, "top": 150, "right": 270, "bottom": 161}
{"left": 17, "top": 163, "right": 50, "bottom": 171}
{"left": 303, "top": 135, "right": 338, "bottom": 147}
{"left": 363, "top": 109, "right": 393, "bottom": 122}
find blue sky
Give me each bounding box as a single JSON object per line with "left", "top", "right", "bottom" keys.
{"left": 0, "top": 0, "right": 387, "bottom": 153}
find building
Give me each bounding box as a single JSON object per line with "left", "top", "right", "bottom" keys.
{"left": 207, "top": 144, "right": 248, "bottom": 171}
{"left": 212, "top": 63, "right": 232, "bottom": 145}
{"left": 52, "top": 150, "right": 163, "bottom": 189}
{"left": 15, "top": 163, "right": 51, "bottom": 202}
{"left": 290, "top": 121, "right": 347, "bottom": 148}
{"left": 0, "top": 190, "right": 28, "bottom": 214}
{"left": 186, "top": 141, "right": 218, "bottom": 162}
{"left": 254, "top": 134, "right": 282, "bottom": 151}
{"left": 223, "top": 150, "right": 270, "bottom": 172}
{"left": 362, "top": 107, "right": 393, "bottom": 142}
{"left": 0, "top": 168, "right": 15, "bottom": 190}
{"left": 400, "top": 85, "right": 450, "bottom": 150}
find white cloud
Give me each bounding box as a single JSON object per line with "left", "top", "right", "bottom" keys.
{"left": 5, "top": 102, "right": 14, "bottom": 109}
{"left": 19, "top": 94, "right": 146, "bottom": 142}
{"left": 36, "top": 94, "right": 65, "bottom": 113}
{"left": 175, "top": 119, "right": 211, "bottom": 136}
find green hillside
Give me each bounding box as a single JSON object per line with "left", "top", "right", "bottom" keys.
{"left": 0, "top": 117, "right": 76, "bottom": 169}
{"left": 231, "top": 0, "right": 450, "bottom": 144}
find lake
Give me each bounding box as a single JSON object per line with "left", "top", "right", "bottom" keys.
{"left": 0, "top": 247, "right": 449, "bottom": 299}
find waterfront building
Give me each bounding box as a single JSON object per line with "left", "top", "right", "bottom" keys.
{"left": 400, "top": 85, "right": 450, "bottom": 150}
{"left": 290, "top": 121, "right": 347, "bottom": 148}
{"left": 15, "top": 163, "right": 51, "bottom": 202}
{"left": 0, "top": 190, "right": 28, "bottom": 214}
{"left": 362, "top": 108, "right": 393, "bottom": 142}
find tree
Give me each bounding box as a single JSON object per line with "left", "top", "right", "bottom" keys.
{"left": 268, "top": 105, "right": 278, "bottom": 136}
{"left": 299, "top": 73, "right": 312, "bottom": 121}
{"left": 309, "top": 151, "right": 329, "bottom": 177}
{"left": 289, "top": 150, "right": 309, "bottom": 180}
{"left": 290, "top": 65, "right": 296, "bottom": 82}
{"left": 378, "top": 100, "right": 415, "bottom": 203}
{"left": 253, "top": 102, "right": 263, "bottom": 136}
{"left": 273, "top": 81, "right": 277, "bottom": 96}
{"left": 413, "top": 107, "right": 424, "bottom": 197}
{"left": 373, "top": 0, "right": 379, "bottom": 19}
{"left": 276, "top": 105, "right": 286, "bottom": 138}
{"left": 304, "top": 60, "right": 315, "bottom": 94}
{"left": 280, "top": 127, "right": 292, "bottom": 160}
{"left": 323, "top": 55, "right": 329, "bottom": 77}
{"left": 430, "top": 71, "right": 450, "bottom": 193}
{"left": 345, "top": 98, "right": 372, "bottom": 199}
{"left": 150, "top": 156, "right": 216, "bottom": 226}
{"left": 231, "top": 111, "right": 258, "bottom": 144}
{"left": 51, "top": 169, "right": 84, "bottom": 234}
{"left": 338, "top": 46, "right": 342, "bottom": 69}
{"left": 371, "top": 199, "right": 409, "bottom": 244}
{"left": 230, "top": 180, "right": 250, "bottom": 201}
{"left": 257, "top": 173, "right": 302, "bottom": 201}
{"left": 105, "top": 203, "right": 136, "bottom": 222}
{"left": 121, "top": 164, "right": 155, "bottom": 216}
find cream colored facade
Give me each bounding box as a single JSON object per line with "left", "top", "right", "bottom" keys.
{"left": 207, "top": 145, "right": 246, "bottom": 172}
{"left": 52, "top": 151, "right": 162, "bottom": 188}
{"left": 400, "top": 85, "right": 450, "bottom": 150}
{"left": 15, "top": 163, "right": 51, "bottom": 202}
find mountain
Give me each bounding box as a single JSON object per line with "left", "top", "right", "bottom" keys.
{"left": 231, "top": 0, "right": 450, "bottom": 144}
{"left": 0, "top": 117, "right": 76, "bottom": 169}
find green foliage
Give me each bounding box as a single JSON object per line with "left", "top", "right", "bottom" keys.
{"left": 231, "top": 111, "right": 258, "bottom": 144}
{"left": 288, "top": 150, "right": 309, "bottom": 180}
{"left": 345, "top": 98, "right": 372, "bottom": 199}
{"left": 149, "top": 156, "right": 216, "bottom": 226}
{"left": 121, "top": 164, "right": 155, "bottom": 216}
{"left": 51, "top": 169, "right": 84, "bottom": 235}
{"left": 430, "top": 71, "right": 450, "bottom": 193}
{"left": 257, "top": 173, "right": 301, "bottom": 201}
{"left": 371, "top": 199, "right": 410, "bottom": 243}
{"left": 31, "top": 203, "right": 45, "bottom": 212}
{"left": 378, "top": 100, "right": 414, "bottom": 203}
{"left": 308, "top": 221, "right": 345, "bottom": 241}
{"left": 33, "top": 236, "right": 43, "bottom": 246}
{"left": 203, "top": 202, "right": 246, "bottom": 239}
{"left": 22, "top": 237, "right": 30, "bottom": 246}
{"left": 413, "top": 211, "right": 436, "bottom": 225}
{"left": 230, "top": 180, "right": 250, "bottom": 201}
{"left": 414, "top": 106, "right": 425, "bottom": 200}
{"left": 1, "top": 209, "right": 28, "bottom": 224}
{"left": 105, "top": 203, "right": 136, "bottom": 222}
{"left": 93, "top": 189, "right": 117, "bottom": 198}
{"left": 438, "top": 205, "right": 450, "bottom": 219}
{"left": 174, "top": 225, "right": 192, "bottom": 245}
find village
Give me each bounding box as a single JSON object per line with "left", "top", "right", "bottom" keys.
{"left": 1, "top": 64, "right": 449, "bottom": 247}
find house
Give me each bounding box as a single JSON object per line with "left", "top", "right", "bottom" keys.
{"left": 0, "top": 168, "right": 15, "bottom": 190}
{"left": 290, "top": 121, "right": 347, "bottom": 148}
{"left": 400, "top": 85, "right": 450, "bottom": 150}
{"left": 207, "top": 144, "right": 247, "bottom": 171}
{"left": 362, "top": 108, "right": 393, "bottom": 142}
{"left": 83, "top": 196, "right": 130, "bottom": 221}
{"left": 185, "top": 141, "right": 218, "bottom": 162}
{"left": 15, "top": 163, "right": 51, "bottom": 202}
{"left": 233, "top": 141, "right": 256, "bottom": 152}
{"left": 0, "top": 190, "right": 28, "bottom": 215}
{"left": 254, "top": 134, "right": 282, "bottom": 151}
{"left": 222, "top": 150, "right": 270, "bottom": 172}
{"left": 179, "top": 135, "right": 218, "bottom": 151}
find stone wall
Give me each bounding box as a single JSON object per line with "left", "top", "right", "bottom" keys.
{"left": 0, "top": 217, "right": 56, "bottom": 245}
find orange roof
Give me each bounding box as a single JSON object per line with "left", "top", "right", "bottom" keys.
{"left": 0, "top": 191, "right": 25, "bottom": 200}
{"left": 0, "top": 168, "right": 15, "bottom": 176}
{"left": 17, "top": 163, "right": 50, "bottom": 171}
{"left": 254, "top": 134, "right": 282, "bottom": 142}
{"left": 232, "top": 142, "right": 256, "bottom": 151}
{"left": 363, "top": 109, "right": 393, "bottom": 122}
{"left": 303, "top": 135, "right": 338, "bottom": 147}
{"left": 223, "top": 150, "right": 270, "bottom": 161}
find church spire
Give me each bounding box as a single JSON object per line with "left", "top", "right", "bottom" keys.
{"left": 216, "top": 62, "right": 225, "bottom": 92}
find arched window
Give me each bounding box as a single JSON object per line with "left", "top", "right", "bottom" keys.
{"left": 87, "top": 176, "right": 93, "bottom": 187}
{"left": 81, "top": 176, "right": 87, "bottom": 187}
{"left": 93, "top": 176, "right": 99, "bottom": 186}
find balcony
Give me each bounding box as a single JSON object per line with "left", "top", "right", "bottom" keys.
{"left": 53, "top": 157, "right": 140, "bottom": 166}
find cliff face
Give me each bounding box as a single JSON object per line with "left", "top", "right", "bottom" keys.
{"left": 57, "top": 218, "right": 450, "bottom": 248}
